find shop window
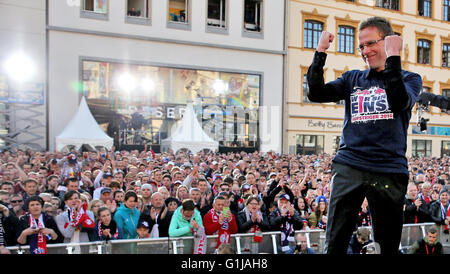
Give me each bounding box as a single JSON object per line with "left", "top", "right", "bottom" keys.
{"left": 418, "top": 0, "right": 432, "bottom": 17}
{"left": 442, "top": 141, "right": 450, "bottom": 157}
{"left": 304, "top": 20, "right": 323, "bottom": 49}
{"left": 417, "top": 39, "right": 431, "bottom": 65}
{"left": 337, "top": 26, "right": 355, "bottom": 54}
{"left": 296, "top": 135, "right": 324, "bottom": 155}
{"left": 412, "top": 140, "right": 432, "bottom": 157}
{"left": 244, "top": 0, "right": 263, "bottom": 32}
{"left": 207, "top": 0, "right": 226, "bottom": 28}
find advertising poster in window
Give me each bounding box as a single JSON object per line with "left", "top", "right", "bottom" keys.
{"left": 94, "top": 0, "right": 107, "bottom": 13}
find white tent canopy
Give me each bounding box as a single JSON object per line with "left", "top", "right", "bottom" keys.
{"left": 161, "top": 103, "right": 218, "bottom": 154}
{"left": 55, "top": 96, "right": 113, "bottom": 151}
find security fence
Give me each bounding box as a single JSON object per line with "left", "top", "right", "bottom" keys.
{"left": 5, "top": 223, "right": 449, "bottom": 254}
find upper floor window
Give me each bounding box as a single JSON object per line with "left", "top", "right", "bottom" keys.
{"left": 418, "top": 0, "right": 432, "bottom": 17}
{"left": 83, "top": 0, "right": 107, "bottom": 13}
{"left": 207, "top": 0, "right": 226, "bottom": 28}
{"left": 168, "top": 0, "right": 188, "bottom": 23}
{"left": 444, "top": 0, "right": 450, "bottom": 21}
{"left": 376, "top": 0, "right": 400, "bottom": 11}
{"left": 337, "top": 26, "right": 355, "bottom": 54}
{"left": 244, "top": 0, "right": 263, "bottom": 32}
{"left": 127, "top": 0, "right": 150, "bottom": 18}
{"left": 443, "top": 43, "right": 450, "bottom": 67}
{"left": 304, "top": 20, "right": 323, "bottom": 49}
{"left": 417, "top": 39, "right": 431, "bottom": 65}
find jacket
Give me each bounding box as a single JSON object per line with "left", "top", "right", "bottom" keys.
{"left": 55, "top": 209, "right": 95, "bottom": 243}
{"left": 139, "top": 205, "right": 173, "bottom": 237}
{"left": 403, "top": 195, "right": 430, "bottom": 224}
{"left": 268, "top": 209, "right": 304, "bottom": 231}
{"left": 113, "top": 204, "right": 140, "bottom": 239}
{"left": 18, "top": 213, "right": 64, "bottom": 245}
{"left": 237, "top": 209, "right": 270, "bottom": 233}
{"left": 168, "top": 206, "right": 203, "bottom": 237}
{"left": 429, "top": 200, "right": 448, "bottom": 225}
{"left": 307, "top": 52, "right": 422, "bottom": 175}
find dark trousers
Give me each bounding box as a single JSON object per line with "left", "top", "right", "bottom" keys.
{"left": 324, "top": 162, "right": 408, "bottom": 254}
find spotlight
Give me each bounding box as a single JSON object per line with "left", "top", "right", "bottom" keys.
{"left": 4, "top": 53, "right": 35, "bottom": 82}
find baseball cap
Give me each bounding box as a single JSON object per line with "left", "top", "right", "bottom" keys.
{"left": 101, "top": 187, "right": 112, "bottom": 195}
{"left": 137, "top": 221, "right": 149, "bottom": 229}
{"left": 268, "top": 172, "right": 277, "bottom": 178}
{"left": 103, "top": 173, "right": 113, "bottom": 179}
{"left": 212, "top": 161, "right": 218, "bottom": 165}
{"left": 141, "top": 184, "right": 153, "bottom": 191}
{"left": 213, "top": 174, "right": 223, "bottom": 181}
{"left": 279, "top": 194, "right": 290, "bottom": 201}
{"left": 168, "top": 161, "right": 175, "bottom": 166}
{"left": 316, "top": 195, "right": 327, "bottom": 204}
{"left": 173, "top": 180, "right": 182, "bottom": 185}
{"left": 241, "top": 183, "right": 251, "bottom": 192}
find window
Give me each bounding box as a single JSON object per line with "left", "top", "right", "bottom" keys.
{"left": 296, "top": 135, "right": 324, "bottom": 155}
{"left": 442, "top": 141, "right": 450, "bottom": 157}
{"left": 304, "top": 20, "right": 323, "bottom": 49}
{"left": 127, "top": 0, "right": 150, "bottom": 18}
{"left": 417, "top": 39, "right": 431, "bottom": 65}
{"left": 443, "top": 89, "right": 450, "bottom": 113}
{"left": 412, "top": 140, "right": 432, "bottom": 157}
{"left": 418, "top": 0, "right": 431, "bottom": 17}
{"left": 302, "top": 74, "right": 311, "bottom": 103}
{"left": 337, "top": 26, "right": 355, "bottom": 54}
{"left": 168, "top": 0, "right": 188, "bottom": 23}
{"left": 444, "top": 0, "right": 450, "bottom": 21}
{"left": 83, "top": 0, "right": 107, "bottom": 13}
{"left": 207, "top": 0, "right": 226, "bottom": 28}
{"left": 376, "top": 0, "right": 400, "bottom": 10}
{"left": 333, "top": 136, "right": 341, "bottom": 154}
{"left": 443, "top": 43, "right": 450, "bottom": 67}
{"left": 244, "top": 0, "right": 263, "bottom": 32}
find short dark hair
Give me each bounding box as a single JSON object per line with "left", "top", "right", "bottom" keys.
{"left": 214, "top": 195, "right": 227, "bottom": 203}
{"left": 97, "top": 206, "right": 111, "bottom": 217}
{"left": 24, "top": 179, "right": 37, "bottom": 186}
{"left": 124, "top": 190, "right": 138, "bottom": 202}
{"left": 26, "top": 195, "right": 44, "bottom": 207}
{"left": 64, "top": 190, "right": 80, "bottom": 201}
{"left": 359, "top": 17, "right": 394, "bottom": 37}
{"left": 65, "top": 177, "right": 78, "bottom": 186}
{"left": 427, "top": 225, "right": 439, "bottom": 235}
{"left": 113, "top": 190, "right": 124, "bottom": 199}
{"left": 181, "top": 199, "right": 195, "bottom": 211}
{"left": 245, "top": 195, "right": 261, "bottom": 206}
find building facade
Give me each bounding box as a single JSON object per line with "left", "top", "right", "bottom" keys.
{"left": 285, "top": 0, "right": 450, "bottom": 157}
{"left": 46, "top": 0, "right": 287, "bottom": 153}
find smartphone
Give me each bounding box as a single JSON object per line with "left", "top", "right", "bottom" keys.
{"left": 222, "top": 207, "right": 230, "bottom": 218}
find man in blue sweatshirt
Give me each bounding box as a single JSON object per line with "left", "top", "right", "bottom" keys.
{"left": 307, "top": 17, "right": 422, "bottom": 254}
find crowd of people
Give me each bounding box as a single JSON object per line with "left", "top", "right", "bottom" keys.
{"left": 0, "top": 146, "right": 448, "bottom": 254}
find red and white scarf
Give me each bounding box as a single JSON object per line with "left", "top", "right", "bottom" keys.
{"left": 65, "top": 203, "right": 95, "bottom": 229}
{"left": 210, "top": 209, "right": 231, "bottom": 248}
{"left": 440, "top": 202, "right": 450, "bottom": 231}
{"left": 29, "top": 214, "right": 47, "bottom": 254}
{"left": 244, "top": 207, "right": 262, "bottom": 242}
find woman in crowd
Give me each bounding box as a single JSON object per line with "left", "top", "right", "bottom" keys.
{"left": 88, "top": 199, "right": 104, "bottom": 221}
{"left": 114, "top": 191, "right": 140, "bottom": 239}
{"left": 92, "top": 207, "right": 122, "bottom": 241}
{"left": 308, "top": 196, "right": 328, "bottom": 229}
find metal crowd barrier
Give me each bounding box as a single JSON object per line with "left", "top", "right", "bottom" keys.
{"left": 6, "top": 223, "right": 448, "bottom": 254}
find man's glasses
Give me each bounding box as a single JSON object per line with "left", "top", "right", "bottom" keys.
{"left": 357, "top": 38, "right": 384, "bottom": 52}
{"left": 11, "top": 200, "right": 23, "bottom": 204}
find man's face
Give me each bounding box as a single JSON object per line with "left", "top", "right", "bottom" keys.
{"left": 296, "top": 234, "right": 308, "bottom": 251}
{"left": 137, "top": 227, "right": 149, "bottom": 238}
{"left": 358, "top": 26, "right": 387, "bottom": 72}
{"left": 28, "top": 201, "right": 42, "bottom": 216}
{"left": 189, "top": 190, "right": 201, "bottom": 203}
{"left": 154, "top": 172, "right": 162, "bottom": 182}
{"left": 407, "top": 186, "right": 418, "bottom": 199}
{"left": 198, "top": 181, "right": 208, "bottom": 193}
{"left": 214, "top": 198, "right": 225, "bottom": 213}
{"left": 1, "top": 184, "right": 13, "bottom": 194}
{"left": 101, "top": 192, "right": 112, "bottom": 203}
{"left": 151, "top": 194, "right": 164, "bottom": 208}
{"left": 24, "top": 182, "right": 37, "bottom": 195}
{"left": 67, "top": 181, "right": 79, "bottom": 191}
{"left": 65, "top": 193, "right": 80, "bottom": 208}
{"left": 426, "top": 232, "right": 438, "bottom": 245}
{"left": 23, "top": 164, "right": 32, "bottom": 174}
{"left": 278, "top": 198, "right": 289, "bottom": 209}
